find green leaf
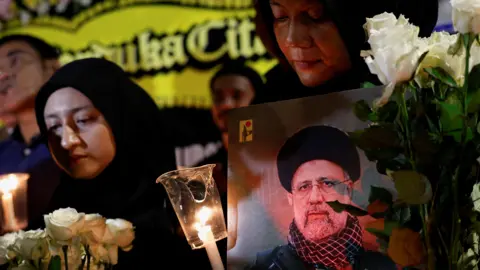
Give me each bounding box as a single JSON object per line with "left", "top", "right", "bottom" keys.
{"left": 365, "top": 228, "right": 390, "bottom": 242}
{"left": 365, "top": 220, "right": 400, "bottom": 237}
{"left": 469, "top": 64, "right": 480, "bottom": 92}
{"left": 412, "top": 130, "right": 439, "bottom": 155}
{"left": 376, "top": 101, "right": 399, "bottom": 123}
{"left": 424, "top": 67, "right": 458, "bottom": 87}
{"left": 376, "top": 155, "right": 410, "bottom": 174}
{"left": 364, "top": 149, "right": 400, "bottom": 161}
{"left": 326, "top": 201, "right": 368, "bottom": 216}
{"left": 369, "top": 186, "right": 394, "bottom": 204}
{"left": 391, "top": 171, "right": 433, "bottom": 204}
{"left": 438, "top": 95, "right": 464, "bottom": 142}
{"left": 390, "top": 206, "right": 412, "bottom": 225}
{"left": 348, "top": 126, "right": 400, "bottom": 151}
{"left": 467, "top": 90, "right": 480, "bottom": 113}
{"left": 353, "top": 100, "right": 372, "bottom": 122}
{"left": 48, "top": 255, "right": 61, "bottom": 270}
{"left": 362, "top": 81, "right": 377, "bottom": 88}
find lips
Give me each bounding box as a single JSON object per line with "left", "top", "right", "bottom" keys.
{"left": 293, "top": 60, "right": 322, "bottom": 71}
{"left": 306, "top": 210, "right": 329, "bottom": 220}
{"left": 69, "top": 154, "right": 87, "bottom": 164}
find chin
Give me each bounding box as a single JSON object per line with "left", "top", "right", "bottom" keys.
{"left": 298, "top": 74, "right": 332, "bottom": 88}
{"left": 68, "top": 168, "right": 100, "bottom": 180}
{"left": 295, "top": 68, "right": 336, "bottom": 88}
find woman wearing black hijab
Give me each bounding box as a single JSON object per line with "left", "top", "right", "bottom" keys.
{"left": 253, "top": 0, "right": 439, "bottom": 104}
{"left": 32, "top": 58, "right": 212, "bottom": 269}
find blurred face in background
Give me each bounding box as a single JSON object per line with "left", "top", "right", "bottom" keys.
{"left": 0, "top": 41, "right": 58, "bottom": 115}
{"left": 270, "top": 0, "right": 351, "bottom": 87}
{"left": 44, "top": 87, "right": 116, "bottom": 179}
{"left": 211, "top": 74, "right": 255, "bottom": 148}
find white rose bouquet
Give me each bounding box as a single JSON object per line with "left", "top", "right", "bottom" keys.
{"left": 324, "top": 0, "right": 480, "bottom": 269}
{"left": 0, "top": 208, "right": 135, "bottom": 270}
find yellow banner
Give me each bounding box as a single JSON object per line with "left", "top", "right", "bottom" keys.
{"left": 1, "top": 0, "right": 277, "bottom": 109}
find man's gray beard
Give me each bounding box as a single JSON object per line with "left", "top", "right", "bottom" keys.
{"left": 298, "top": 218, "right": 343, "bottom": 243}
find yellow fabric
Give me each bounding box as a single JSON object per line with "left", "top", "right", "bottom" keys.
{"left": 2, "top": 0, "right": 277, "bottom": 109}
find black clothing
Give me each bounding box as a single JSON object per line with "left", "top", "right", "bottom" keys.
{"left": 34, "top": 58, "right": 206, "bottom": 269}
{"left": 250, "top": 244, "right": 397, "bottom": 270}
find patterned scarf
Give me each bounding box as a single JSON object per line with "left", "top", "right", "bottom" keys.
{"left": 288, "top": 215, "right": 363, "bottom": 269}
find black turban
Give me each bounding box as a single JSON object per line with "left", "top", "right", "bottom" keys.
{"left": 277, "top": 125, "right": 361, "bottom": 192}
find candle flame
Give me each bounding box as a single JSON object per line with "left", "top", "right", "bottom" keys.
{"left": 0, "top": 175, "right": 19, "bottom": 195}
{"left": 197, "top": 207, "right": 212, "bottom": 225}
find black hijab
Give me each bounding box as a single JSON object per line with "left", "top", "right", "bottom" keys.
{"left": 34, "top": 58, "right": 181, "bottom": 268}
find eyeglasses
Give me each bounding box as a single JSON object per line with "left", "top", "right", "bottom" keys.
{"left": 291, "top": 178, "right": 350, "bottom": 198}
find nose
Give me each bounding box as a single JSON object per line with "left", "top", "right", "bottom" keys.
{"left": 285, "top": 17, "right": 313, "bottom": 48}
{"left": 308, "top": 185, "right": 325, "bottom": 204}
{"left": 60, "top": 126, "right": 81, "bottom": 150}
{"left": 217, "top": 96, "right": 235, "bottom": 111}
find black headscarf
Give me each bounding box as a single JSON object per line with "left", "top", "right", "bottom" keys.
{"left": 34, "top": 58, "right": 181, "bottom": 268}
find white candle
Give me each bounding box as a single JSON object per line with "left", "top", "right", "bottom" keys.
{"left": 196, "top": 207, "right": 224, "bottom": 270}
{"left": 198, "top": 225, "right": 224, "bottom": 270}
{"left": 2, "top": 192, "right": 16, "bottom": 230}
{"left": 0, "top": 175, "right": 19, "bottom": 231}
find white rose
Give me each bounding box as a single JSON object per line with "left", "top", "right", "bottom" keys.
{"left": 365, "top": 13, "right": 421, "bottom": 53}
{"left": 80, "top": 214, "right": 106, "bottom": 245}
{"left": 451, "top": 0, "right": 480, "bottom": 34}
{"left": 472, "top": 183, "right": 480, "bottom": 212}
{"left": 362, "top": 13, "right": 427, "bottom": 106}
{"left": 103, "top": 219, "right": 134, "bottom": 251}
{"left": 44, "top": 208, "right": 85, "bottom": 244}
{"left": 364, "top": 12, "right": 398, "bottom": 36}
{"left": 107, "top": 245, "right": 118, "bottom": 265}
{"left": 89, "top": 244, "right": 109, "bottom": 263}
{"left": 416, "top": 32, "right": 465, "bottom": 85}
{"left": 12, "top": 229, "right": 50, "bottom": 262}
{"left": 0, "top": 232, "right": 19, "bottom": 264}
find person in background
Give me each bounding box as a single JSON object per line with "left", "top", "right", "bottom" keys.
{"left": 251, "top": 126, "right": 397, "bottom": 270}
{"left": 0, "top": 35, "right": 61, "bottom": 232}
{"left": 253, "top": 0, "right": 439, "bottom": 104}
{"left": 34, "top": 57, "right": 215, "bottom": 269}
{"left": 195, "top": 60, "right": 264, "bottom": 190}
{"left": 192, "top": 60, "right": 264, "bottom": 264}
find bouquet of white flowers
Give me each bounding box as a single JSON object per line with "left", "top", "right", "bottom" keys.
{"left": 332, "top": 0, "right": 480, "bottom": 269}
{"left": 0, "top": 208, "right": 135, "bottom": 270}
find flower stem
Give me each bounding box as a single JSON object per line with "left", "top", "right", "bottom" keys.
{"left": 62, "top": 246, "right": 69, "bottom": 270}
{"left": 86, "top": 247, "right": 91, "bottom": 270}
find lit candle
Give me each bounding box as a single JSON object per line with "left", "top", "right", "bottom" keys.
{"left": 195, "top": 207, "right": 224, "bottom": 270}
{"left": 0, "top": 175, "right": 19, "bottom": 231}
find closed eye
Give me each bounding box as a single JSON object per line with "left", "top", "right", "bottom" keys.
{"left": 48, "top": 124, "right": 61, "bottom": 134}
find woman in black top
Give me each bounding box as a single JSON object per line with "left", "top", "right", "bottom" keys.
{"left": 33, "top": 58, "right": 214, "bottom": 269}
{"left": 253, "top": 0, "right": 439, "bottom": 104}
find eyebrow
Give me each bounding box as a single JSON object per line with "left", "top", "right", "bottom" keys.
{"left": 6, "top": 49, "right": 26, "bottom": 58}
{"left": 269, "top": 0, "right": 280, "bottom": 6}
{"left": 45, "top": 105, "right": 93, "bottom": 119}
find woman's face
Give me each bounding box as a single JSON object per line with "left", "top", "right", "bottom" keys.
{"left": 270, "top": 0, "right": 352, "bottom": 87}
{"left": 43, "top": 87, "right": 116, "bottom": 179}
